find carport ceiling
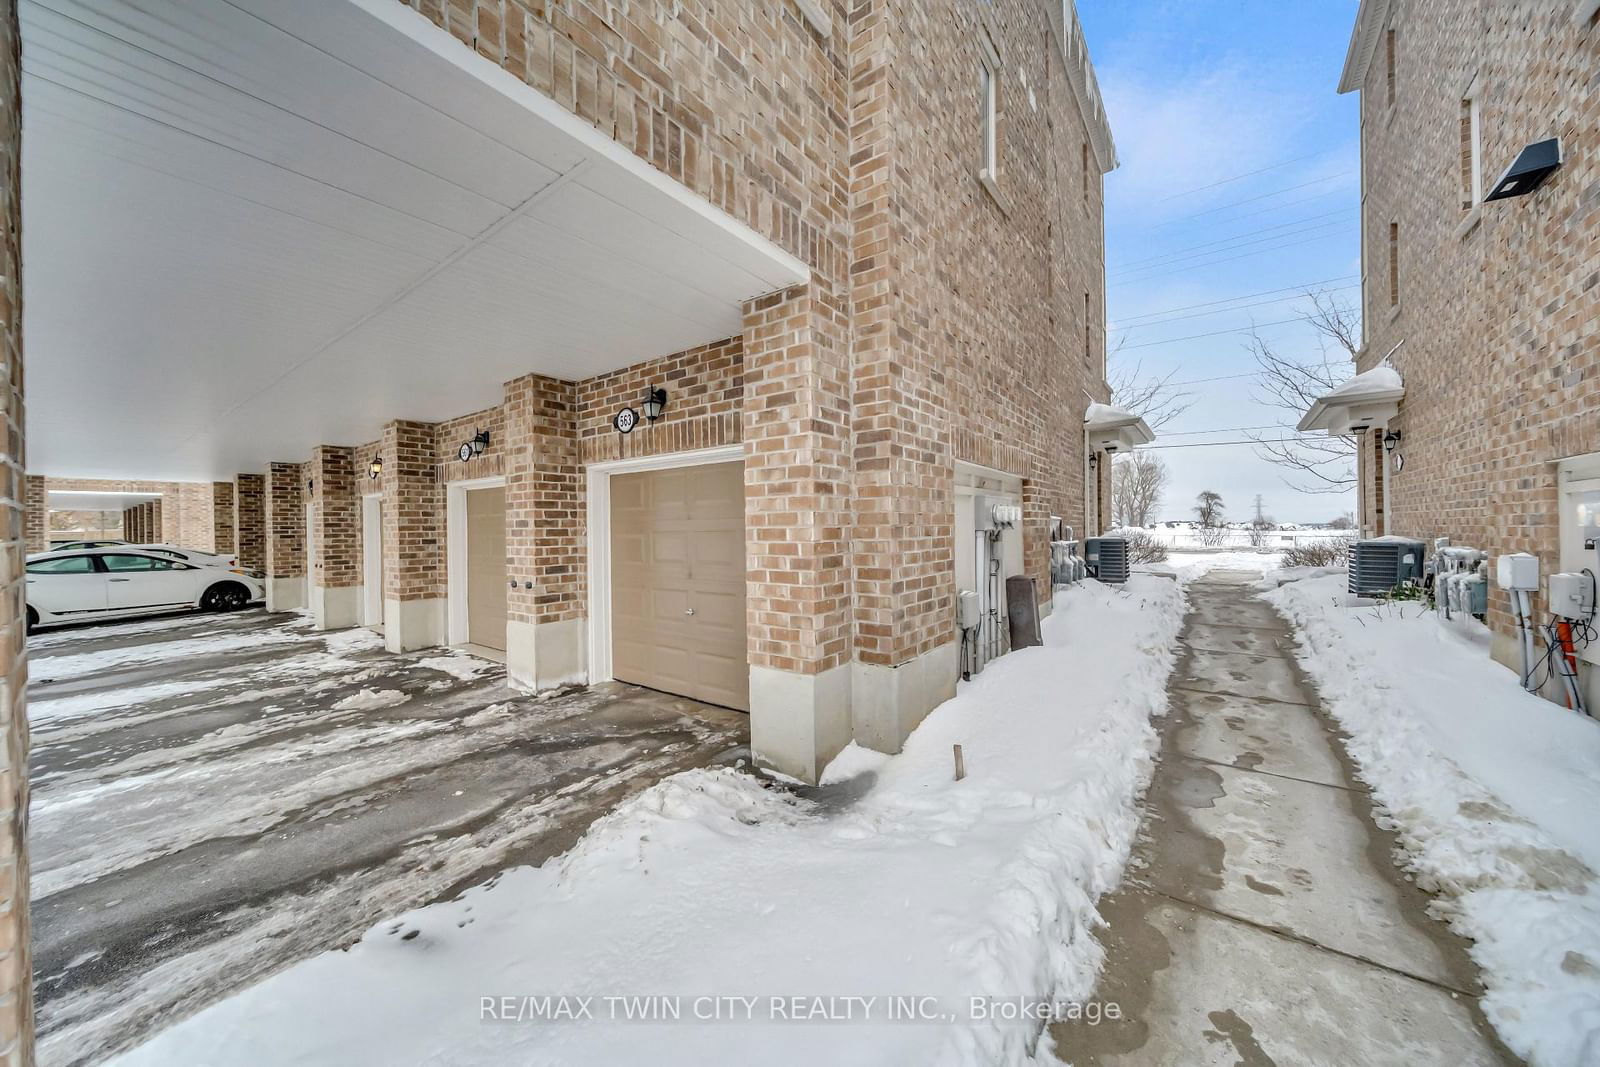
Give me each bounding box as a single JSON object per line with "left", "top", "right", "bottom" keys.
{"left": 21, "top": 0, "right": 808, "bottom": 481}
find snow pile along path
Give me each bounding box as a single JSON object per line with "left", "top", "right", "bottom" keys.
{"left": 109, "top": 576, "right": 1185, "bottom": 1067}
{"left": 1265, "top": 575, "right": 1600, "bottom": 1067}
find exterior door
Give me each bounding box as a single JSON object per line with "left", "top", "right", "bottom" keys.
{"left": 465, "top": 486, "right": 507, "bottom": 651}
{"left": 610, "top": 462, "right": 747, "bottom": 711}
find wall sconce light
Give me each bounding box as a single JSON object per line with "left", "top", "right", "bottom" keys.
{"left": 306, "top": 478, "right": 314, "bottom": 494}
{"left": 1484, "top": 138, "right": 1561, "bottom": 202}
{"left": 1383, "top": 429, "right": 1403, "bottom": 453}
{"left": 1087, "top": 453, "right": 1099, "bottom": 469}
{"left": 457, "top": 429, "right": 491, "bottom": 462}
{"left": 642, "top": 387, "right": 668, "bottom": 422}
{"left": 369, "top": 458, "right": 383, "bottom": 480}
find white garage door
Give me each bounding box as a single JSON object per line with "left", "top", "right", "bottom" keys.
{"left": 610, "top": 462, "right": 748, "bottom": 711}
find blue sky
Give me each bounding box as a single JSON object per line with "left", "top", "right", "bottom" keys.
{"left": 1078, "top": 0, "right": 1363, "bottom": 524}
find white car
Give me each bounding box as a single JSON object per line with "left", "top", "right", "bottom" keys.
{"left": 24, "top": 548, "right": 265, "bottom": 631}
{"left": 129, "top": 543, "right": 250, "bottom": 573}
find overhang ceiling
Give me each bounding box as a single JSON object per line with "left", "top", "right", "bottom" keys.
{"left": 21, "top": 0, "right": 808, "bottom": 480}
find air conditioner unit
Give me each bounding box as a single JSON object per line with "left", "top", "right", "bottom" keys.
{"left": 1083, "top": 536, "right": 1130, "bottom": 583}
{"left": 1348, "top": 537, "right": 1426, "bottom": 595}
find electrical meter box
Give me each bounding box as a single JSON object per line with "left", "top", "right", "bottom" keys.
{"left": 1548, "top": 572, "right": 1595, "bottom": 621}
{"left": 957, "top": 589, "right": 980, "bottom": 630}
{"left": 1495, "top": 552, "right": 1540, "bottom": 591}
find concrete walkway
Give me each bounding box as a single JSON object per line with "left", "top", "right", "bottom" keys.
{"left": 1051, "top": 569, "right": 1520, "bottom": 1066}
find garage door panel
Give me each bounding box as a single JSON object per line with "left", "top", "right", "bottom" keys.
{"left": 609, "top": 460, "right": 748, "bottom": 711}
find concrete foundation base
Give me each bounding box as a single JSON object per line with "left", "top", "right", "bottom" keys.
{"left": 309, "top": 584, "right": 360, "bottom": 631}
{"left": 748, "top": 660, "right": 853, "bottom": 785}
{"left": 850, "top": 640, "right": 958, "bottom": 754}
{"left": 505, "top": 617, "right": 586, "bottom": 692}
{"left": 265, "top": 576, "right": 305, "bottom": 613}
{"left": 383, "top": 597, "right": 444, "bottom": 653}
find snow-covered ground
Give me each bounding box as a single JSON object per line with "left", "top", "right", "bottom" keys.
{"left": 1133, "top": 524, "right": 1353, "bottom": 552}
{"left": 1264, "top": 574, "right": 1600, "bottom": 1067}
{"left": 1144, "top": 549, "right": 1284, "bottom": 583}
{"left": 109, "top": 576, "right": 1186, "bottom": 1067}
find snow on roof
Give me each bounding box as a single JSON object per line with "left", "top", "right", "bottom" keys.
{"left": 1083, "top": 402, "right": 1141, "bottom": 427}
{"left": 1324, "top": 363, "right": 1404, "bottom": 400}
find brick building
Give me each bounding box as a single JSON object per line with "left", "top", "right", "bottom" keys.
{"left": 1333, "top": 0, "right": 1599, "bottom": 703}
{"left": 20, "top": 0, "right": 1118, "bottom": 798}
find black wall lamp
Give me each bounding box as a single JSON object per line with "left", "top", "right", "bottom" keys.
{"left": 1383, "top": 429, "right": 1403, "bottom": 453}
{"left": 457, "top": 429, "right": 491, "bottom": 462}
{"left": 369, "top": 457, "right": 383, "bottom": 480}
{"left": 1484, "top": 138, "right": 1561, "bottom": 202}
{"left": 1087, "top": 453, "right": 1099, "bottom": 469}
{"left": 306, "top": 478, "right": 314, "bottom": 494}
{"left": 642, "top": 386, "right": 668, "bottom": 422}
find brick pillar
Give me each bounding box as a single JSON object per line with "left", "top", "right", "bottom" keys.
{"left": 264, "top": 461, "right": 306, "bottom": 612}
{"left": 148, "top": 498, "right": 165, "bottom": 545}
{"left": 742, "top": 282, "right": 853, "bottom": 783}
{"left": 172, "top": 482, "right": 210, "bottom": 548}
{"left": 379, "top": 421, "right": 443, "bottom": 651}
{"left": 0, "top": 3, "right": 35, "bottom": 1058}
{"left": 122, "top": 505, "right": 137, "bottom": 542}
{"left": 233, "top": 473, "right": 265, "bottom": 572}
{"left": 308, "top": 446, "right": 360, "bottom": 630}
{"left": 503, "top": 374, "right": 582, "bottom": 690}
{"left": 22, "top": 474, "right": 43, "bottom": 554}
{"left": 210, "top": 482, "right": 235, "bottom": 554}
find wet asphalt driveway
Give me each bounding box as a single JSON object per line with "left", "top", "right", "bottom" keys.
{"left": 25, "top": 609, "right": 748, "bottom": 1067}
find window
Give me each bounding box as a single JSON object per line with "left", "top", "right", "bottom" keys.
{"left": 1082, "top": 142, "right": 1089, "bottom": 200}
{"left": 1083, "top": 292, "right": 1091, "bottom": 365}
{"left": 1385, "top": 28, "right": 1396, "bottom": 105}
{"left": 1459, "top": 92, "right": 1481, "bottom": 210}
{"left": 26, "top": 556, "right": 95, "bottom": 574}
{"left": 979, "top": 59, "right": 997, "bottom": 178}
{"left": 100, "top": 554, "right": 178, "bottom": 572}
{"left": 1388, "top": 222, "right": 1400, "bottom": 306}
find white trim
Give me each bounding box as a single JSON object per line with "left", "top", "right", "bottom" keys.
{"left": 585, "top": 444, "right": 744, "bottom": 685}
{"left": 446, "top": 474, "right": 507, "bottom": 647}
{"left": 1577, "top": 0, "right": 1600, "bottom": 26}
{"left": 361, "top": 492, "right": 383, "bottom": 628}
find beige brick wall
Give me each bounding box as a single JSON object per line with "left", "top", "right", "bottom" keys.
{"left": 264, "top": 462, "right": 305, "bottom": 580}
{"left": 21, "top": 476, "right": 41, "bottom": 555}
{"left": 0, "top": 2, "right": 33, "bottom": 1058}
{"left": 1353, "top": 0, "right": 1599, "bottom": 640}
{"left": 504, "top": 375, "right": 581, "bottom": 627}
{"left": 210, "top": 482, "right": 235, "bottom": 554}
{"left": 233, "top": 473, "right": 265, "bottom": 571}
{"left": 310, "top": 446, "right": 360, "bottom": 588}
{"left": 379, "top": 421, "right": 442, "bottom": 603}
{"left": 434, "top": 405, "right": 505, "bottom": 484}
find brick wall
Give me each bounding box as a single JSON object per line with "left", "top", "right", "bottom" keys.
{"left": 172, "top": 482, "right": 211, "bottom": 549}
{"left": 310, "top": 447, "right": 360, "bottom": 588}
{"left": 0, "top": 1, "right": 32, "bottom": 1056}
{"left": 264, "top": 462, "right": 305, "bottom": 580}
{"left": 211, "top": 482, "right": 235, "bottom": 554}
{"left": 379, "top": 421, "right": 442, "bottom": 602}
{"left": 576, "top": 336, "right": 743, "bottom": 465}
{"left": 434, "top": 405, "right": 505, "bottom": 484}
{"left": 1353, "top": 0, "right": 1599, "bottom": 638}
{"left": 21, "top": 476, "right": 41, "bottom": 554}
{"left": 504, "top": 375, "right": 581, "bottom": 627}
{"left": 233, "top": 473, "right": 265, "bottom": 571}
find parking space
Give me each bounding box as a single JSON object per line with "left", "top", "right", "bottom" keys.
{"left": 27, "top": 610, "right": 748, "bottom": 1067}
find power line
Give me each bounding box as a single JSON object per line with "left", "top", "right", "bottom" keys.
{"left": 1109, "top": 219, "right": 1353, "bottom": 281}
{"left": 1118, "top": 313, "right": 1331, "bottom": 351}
{"left": 1172, "top": 171, "right": 1355, "bottom": 223}
{"left": 1136, "top": 437, "right": 1323, "bottom": 450}
{"left": 1109, "top": 208, "right": 1353, "bottom": 272}
{"left": 1110, "top": 275, "right": 1359, "bottom": 324}
{"left": 1110, "top": 283, "right": 1362, "bottom": 333}
{"left": 1160, "top": 360, "right": 1353, "bottom": 388}
{"left": 1109, "top": 228, "right": 1351, "bottom": 287}
{"left": 1156, "top": 423, "right": 1294, "bottom": 436}
{"left": 1156, "top": 152, "right": 1327, "bottom": 202}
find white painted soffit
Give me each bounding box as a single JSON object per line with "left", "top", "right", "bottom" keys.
{"left": 1337, "top": 0, "right": 1393, "bottom": 94}
{"left": 21, "top": 0, "right": 808, "bottom": 481}
{"left": 48, "top": 490, "right": 161, "bottom": 510}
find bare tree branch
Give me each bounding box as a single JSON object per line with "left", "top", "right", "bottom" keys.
{"left": 1107, "top": 336, "right": 1196, "bottom": 432}
{"left": 1112, "top": 451, "right": 1169, "bottom": 528}
{"left": 1244, "top": 288, "right": 1360, "bottom": 495}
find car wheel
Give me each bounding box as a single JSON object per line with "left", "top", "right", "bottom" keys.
{"left": 25, "top": 607, "right": 38, "bottom": 634}
{"left": 201, "top": 582, "right": 250, "bottom": 613}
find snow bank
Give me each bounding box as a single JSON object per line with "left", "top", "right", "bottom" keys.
{"left": 108, "top": 576, "right": 1186, "bottom": 1067}
{"left": 1264, "top": 575, "right": 1600, "bottom": 1067}
{"left": 1143, "top": 550, "right": 1284, "bottom": 583}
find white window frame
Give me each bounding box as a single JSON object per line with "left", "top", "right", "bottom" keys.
{"left": 585, "top": 444, "right": 744, "bottom": 686}
{"left": 1457, "top": 72, "right": 1484, "bottom": 235}
{"left": 977, "top": 31, "right": 1004, "bottom": 209}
